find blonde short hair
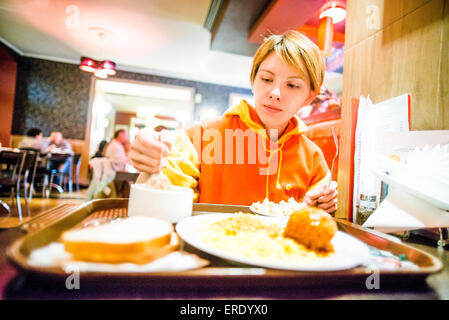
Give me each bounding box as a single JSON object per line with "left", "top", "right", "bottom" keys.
{"left": 250, "top": 30, "right": 325, "bottom": 94}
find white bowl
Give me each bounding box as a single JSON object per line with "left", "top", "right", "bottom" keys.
{"left": 127, "top": 184, "right": 194, "bottom": 223}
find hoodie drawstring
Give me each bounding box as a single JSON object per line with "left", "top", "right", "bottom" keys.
{"left": 264, "top": 139, "right": 285, "bottom": 200}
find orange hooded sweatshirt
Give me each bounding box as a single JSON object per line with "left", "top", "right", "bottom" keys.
{"left": 162, "top": 100, "right": 330, "bottom": 205}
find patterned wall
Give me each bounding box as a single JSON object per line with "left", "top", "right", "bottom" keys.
{"left": 12, "top": 57, "right": 252, "bottom": 140}
{"left": 12, "top": 58, "right": 91, "bottom": 140}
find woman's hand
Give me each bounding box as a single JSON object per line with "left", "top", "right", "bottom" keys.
{"left": 304, "top": 181, "right": 338, "bottom": 214}
{"left": 129, "top": 128, "right": 172, "bottom": 174}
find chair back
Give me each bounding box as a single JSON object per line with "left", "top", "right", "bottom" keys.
{"left": 47, "top": 153, "right": 72, "bottom": 170}
{"left": 0, "top": 150, "right": 26, "bottom": 186}
{"left": 73, "top": 153, "right": 81, "bottom": 167}
{"left": 18, "top": 147, "right": 40, "bottom": 153}
{"left": 21, "top": 150, "right": 39, "bottom": 173}
{"left": 72, "top": 153, "right": 81, "bottom": 173}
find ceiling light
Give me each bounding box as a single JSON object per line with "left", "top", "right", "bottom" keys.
{"left": 79, "top": 57, "right": 96, "bottom": 73}
{"left": 319, "top": 1, "right": 346, "bottom": 24}
{"left": 79, "top": 57, "right": 117, "bottom": 79}
{"left": 94, "top": 68, "right": 108, "bottom": 79}
{"left": 98, "top": 60, "right": 117, "bottom": 76}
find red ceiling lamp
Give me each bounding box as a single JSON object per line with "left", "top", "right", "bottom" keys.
{"left": 98, "top": 60, "right": 117, "bottom": 76}
{"left": 317, "top": 1, "right": 346, "bottom": 56}
{"left": 93, "top": 68, "right": 108, "bottom": 79}
{"left": 79, "top": 57, "right": 96, "bottom": 73}
{"left": 319, "top": 1, "right": 346, "bottom": 23}
{"left": 79, "top": 57, "right": 117, "bottom": 79}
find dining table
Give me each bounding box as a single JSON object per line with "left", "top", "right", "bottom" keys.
{"left": 0, "top": 200, "right": 448, "bottom": 301}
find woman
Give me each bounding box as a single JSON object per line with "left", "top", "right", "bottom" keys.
{"left": 130, "top": 31, "right": 337, "bottom": 213}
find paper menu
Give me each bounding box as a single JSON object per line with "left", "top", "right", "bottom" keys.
{"left": 352, "top": 94, "right": 411, "bottom": 224}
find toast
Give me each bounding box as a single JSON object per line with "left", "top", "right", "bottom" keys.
{"left": 62, "top": 216, "right": 179, "bottom": 264}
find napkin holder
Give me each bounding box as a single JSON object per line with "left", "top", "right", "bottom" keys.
{"left": 363, "top": 187, "right": 449, "bottom": 247}
{"left": 363, "top": 157, "right": 449, "bottom": 247}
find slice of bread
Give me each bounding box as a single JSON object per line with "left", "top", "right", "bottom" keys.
{"left": 61, "top": 216, "right": 178, "bottom": 264}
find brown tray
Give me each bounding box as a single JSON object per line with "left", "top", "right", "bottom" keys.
{"left": 6, "top": 199, "right": 443, "bottom": 288}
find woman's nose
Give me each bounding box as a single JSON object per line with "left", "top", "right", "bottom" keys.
{"left": 269, "top": 86, "right": 281, "bottom": 101}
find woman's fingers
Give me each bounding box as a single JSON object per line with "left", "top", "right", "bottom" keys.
{"left": 305, "top": 181, "right": 337, "bottom": 201}
{"left": 129, "top": 150, "right": 161, "bottom": 169}
{"left": 318, "top": 202, "right": 337, "bottom": 214}
{"left": 317, "top": 197, "right": 338, "bottom": 211}
{"left": 303, "top": 181, "right": 338, "bottom": 214}
{"left": 303, "top": 196, "right": 317, "bottom": 207}
{"left": 133, "top": 135, "right": 169, "bottom": 159}
{"left": 130, "top": 159, "right": 160, "bottom": 174}
{"left": 304, "top": 187, "right": 322, "bottom": 201}
{"left": 317, "top": 189, "right": 338, "bottom": 205}
{"left": 130, "top": 129, "right": 170, "bottom": 174}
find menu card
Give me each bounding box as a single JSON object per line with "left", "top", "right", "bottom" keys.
{"left": 352, "top": 94, "right": 410, "bottom": 224}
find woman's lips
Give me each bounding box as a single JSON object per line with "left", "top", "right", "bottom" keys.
{"left": 262, "top": 104, "right": 282, "bottom": 113}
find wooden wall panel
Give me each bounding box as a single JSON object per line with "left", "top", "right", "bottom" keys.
{"left": 337, "top": 0, "right": 449, "bottom": 219}
{"left": 441, "top": 1, "right": 449, "bottom": 129}
{"left": 345, "top": 0, "right": 433, "bottom": 47}
{"left": 0, "top": 59, "right": 17, "bottom": 148}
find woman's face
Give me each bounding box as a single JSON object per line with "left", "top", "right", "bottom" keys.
{"left": 251, "top": 52, "right": 315, "bottom": 135}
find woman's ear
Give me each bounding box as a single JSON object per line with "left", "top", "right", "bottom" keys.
{"left": 304, "top": 92, "right": 317, "bottom": 106}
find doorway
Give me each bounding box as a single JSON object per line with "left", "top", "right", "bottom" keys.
{"left": 88, "top": 78, "right": 195, "bottom": 157}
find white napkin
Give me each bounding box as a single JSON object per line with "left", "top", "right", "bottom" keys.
{"left": 364, "top": 144, "right": 449, "bottom": 233}
{"left": 29, "top": 242, "right": 206, "bottom": 273}
{"left": 363, "top": 188, "right": 449, "bottom": 233}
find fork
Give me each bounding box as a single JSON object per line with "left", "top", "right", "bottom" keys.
{"left": 327, "top": 128, "right": 339, "bottom": 189}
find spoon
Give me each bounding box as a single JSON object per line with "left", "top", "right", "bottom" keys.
{"left": 136, "top": 129, "right": 177, "bottom": 190}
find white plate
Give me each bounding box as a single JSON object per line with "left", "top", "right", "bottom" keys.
{"left": 249, "top": 205, "right": 289, "bottom": 219}
{"left": 176, "top": 214, "right": 370, "bottom": 271}
{"left": 372, "top": 165, "right": 449, "bottom": 211}
{"left": 249, "top": 201, "right": 306, "bottom": 218}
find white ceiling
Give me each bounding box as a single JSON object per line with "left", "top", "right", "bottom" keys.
{"left": 0, "top": 0, "right": 254, "bottom": 88}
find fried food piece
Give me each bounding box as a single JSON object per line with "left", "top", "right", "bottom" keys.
{"left": 283, "top": 207, "right": 337, "bottom": 252}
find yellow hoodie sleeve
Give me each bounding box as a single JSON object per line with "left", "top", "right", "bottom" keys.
{"left": 162, "top": 130, "right": 201, "bottom": 202}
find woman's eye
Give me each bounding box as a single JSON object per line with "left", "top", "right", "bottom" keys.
{"left": 287, "top": 83, "right": 300, "bottom": 89}
{"left": 261, "top": 77, "right": 272, "bottom": 82}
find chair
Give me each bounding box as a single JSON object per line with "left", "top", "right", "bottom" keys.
{"left": 72, "top": 153, "right": 82, "bottom": 192}
{"left": 0, "top": 150, "right": 26, "bottom": 219}
{"left": 46, "top": 153, "right": 73, "bottom": 197}
{"left": 17, "top": 148, "right": 49, "bottom": 198}
{"left": 18, "top": 147, "right": 43, "bottom": 156}
{"left": 18, "top": 149, "right": 39, "bottom": 201}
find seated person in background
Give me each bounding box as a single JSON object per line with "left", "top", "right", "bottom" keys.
{"left": 18, "top": 128, "right": 48, "bottom": 154}
{"left": 45, "top": 131, "right": 73, "bottom": 154}
{"left": 104, "top": 129, "right": 131, "bottom": 172}
{"left": 104, "top": 129, "right": 132, "bottom": 197}
{"left": 45, "top": 131, "right": 73, "bottom": 185}
{"left": 91, "top": 140, "right": 109, "bottom": 159}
